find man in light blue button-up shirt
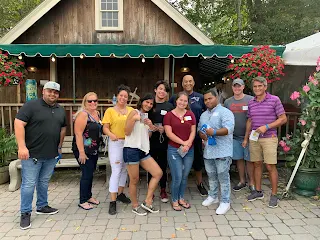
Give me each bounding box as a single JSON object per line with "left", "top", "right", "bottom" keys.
{"left": 198, "top": 88, "right": 235, "bottom": 215}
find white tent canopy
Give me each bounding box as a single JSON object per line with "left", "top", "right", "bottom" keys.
{"left": 283, "top": 32, "right": 320, "bottom": 66}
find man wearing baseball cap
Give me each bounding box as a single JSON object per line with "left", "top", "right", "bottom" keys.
{"left": 15, "top": 81, "right": 67, "bottom": 230}
{"left": 224, "top": 79, "right": 255, "bottom": 193}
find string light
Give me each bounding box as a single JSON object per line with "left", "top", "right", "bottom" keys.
{"left": 142, "top": 58, "right": 146, "bottom": 63}
{"left": 80, "top": 54, "right": 84, "bottom": 59}
{"left": 18, "top": 55, "right": 22, "bottom": 60}
{"left": 51, "top": 56, "right": 56, "bottom": 62}
{"left": 231, "top": 59, "right": 235, "bottom": 63}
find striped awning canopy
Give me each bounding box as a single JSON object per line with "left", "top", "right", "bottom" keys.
{"left": 0, "top": 44, "right": 285, "bottom": 58}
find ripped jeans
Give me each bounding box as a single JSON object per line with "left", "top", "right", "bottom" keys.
{"left": 167, "top": 145, "right": 194, "bottom": 202}
{"left": 204, "top": 157, "right": 232, "bottom": 203}
{"left": 108, "top": 139, "right": 127, "bottom": 193}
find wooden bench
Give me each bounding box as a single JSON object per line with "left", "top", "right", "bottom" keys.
{"left": 8, "top": 136, "right": 109, "bottom": 192}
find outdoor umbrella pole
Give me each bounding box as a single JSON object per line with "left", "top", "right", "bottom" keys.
{"left": 282, "top": 126, "right": 315, "bottom": 198}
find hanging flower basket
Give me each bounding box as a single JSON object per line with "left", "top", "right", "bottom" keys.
{"left": 0, "top": 51, "right": 27, "bottom": 87}
{"left": 227, "top": 45, "right": 285, "bottom": 86}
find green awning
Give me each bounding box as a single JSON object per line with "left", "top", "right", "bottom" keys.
{"left": 0, "top": 44, "right": 285, "bottom": 58}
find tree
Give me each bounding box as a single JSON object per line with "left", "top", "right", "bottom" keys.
{"left": 170, "top": 0, "right": 250, "bottom": 45}
{"left": 169, "top": 0, "right": 320, "bottom": 45}
{"left": 0, "top": 0, "right": 43, "bottom": 38}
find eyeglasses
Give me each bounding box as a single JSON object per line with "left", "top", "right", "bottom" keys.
{"left": 87, "top": 99, "right": 98, "bottom": 103}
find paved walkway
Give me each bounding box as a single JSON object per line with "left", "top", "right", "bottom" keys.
{"left": 0, "top": 169, "right": 319, "bottom": 240}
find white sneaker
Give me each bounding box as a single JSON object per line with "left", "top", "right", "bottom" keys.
{"left": 202, "top": 196, "right": 219, "bottom": 207}
{"left": 216, "top": 202, "right": 230, "bottom": 215}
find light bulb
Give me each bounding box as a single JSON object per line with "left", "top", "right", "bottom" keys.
{"left": 18, "top": 55, "right": 22, "bottom": 60}
{"left": 51, "top": 56, "right": 56, "bottom": 62}
{"left": 231, "top": 59, "right": 234, "bottom": 63}
{"left": 80, "top": 54, "right": 84, "bottom": 59}
{"left": 142, "top": 58, "right": 145, "bottom": 63}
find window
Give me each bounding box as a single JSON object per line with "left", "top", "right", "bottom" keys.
{"left": 95, "top": 0, "right": 123, "bottom": 31}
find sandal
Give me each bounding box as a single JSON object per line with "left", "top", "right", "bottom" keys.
{"left": 78, "top": 202, "right": 93, "bottom": 210}
{"left": 88, "top": 197, "right": 100, "bottom": 205}
{"left": 178, "top": 199, "right": 191, "bottom": 209}
{"left": 172, "top": 203, "right": 182, "bottom": 211}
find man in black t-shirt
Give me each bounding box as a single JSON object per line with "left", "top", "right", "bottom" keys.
{"left": 149, "top": 80, "right": 174, "bottom": 203}
{"left": 15, "top": 82, "right": 67, "bottom": 230}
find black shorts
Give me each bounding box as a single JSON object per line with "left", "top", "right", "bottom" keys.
{"left": 192, "top": 137, "right": 204, "bottom": 171}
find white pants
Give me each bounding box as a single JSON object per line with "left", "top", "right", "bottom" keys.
{"left": 108, "top": 139, "right": 127, "bottom": 193}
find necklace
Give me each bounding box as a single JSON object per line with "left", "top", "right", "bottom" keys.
{"left": 115, "top": 105, "right": 127, "bottom": 116}
{"left": 174, "top": 109, "right": 186, "bottom": 124}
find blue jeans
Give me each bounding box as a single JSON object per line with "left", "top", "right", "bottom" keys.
{"left": 74, "top": 151, "right": 98, "bottom": 204}
{"left": 204, "top": 157, "right": 232, "bottom": 203}
{"left": 21, "top": 158, "right": 56, "bottom": 213}
{"left": 167, "top": 145, "right": 194, "bottom": 202}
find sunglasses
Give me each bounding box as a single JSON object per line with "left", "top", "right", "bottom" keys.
{"left": 87, "top": 99, "right": 98, "bottom": 103}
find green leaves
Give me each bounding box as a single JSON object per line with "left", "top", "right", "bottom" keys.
{"left": 0, "top": 128, "right": 17, "bottom": 167}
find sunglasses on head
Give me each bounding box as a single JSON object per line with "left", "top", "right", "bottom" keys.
{"left": 87, "top": 99, "right": 98, "bottom": 103}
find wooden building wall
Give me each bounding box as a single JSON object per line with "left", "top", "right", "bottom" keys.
{"left": 14, "top": 0, "right": 198, "bottom": 45}
{"left": 57, "top": 57, "right": 164, "bottom": 100}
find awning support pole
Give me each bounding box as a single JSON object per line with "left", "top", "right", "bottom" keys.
{"left": 72, "top": 58, "right": 76, "bottom": 104}
{"left": 171, "top": 57, "right": 175, "bottom": 96}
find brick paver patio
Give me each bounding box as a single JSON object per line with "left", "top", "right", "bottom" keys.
{"left": 0, "top": 168, "right": 319, "bottom": 240}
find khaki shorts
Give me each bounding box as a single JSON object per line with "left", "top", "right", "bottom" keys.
{"left": 249, "top": 137, "right": 278, "bottom": 164}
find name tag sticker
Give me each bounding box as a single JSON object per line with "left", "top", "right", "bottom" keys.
{"left": 212, "top": 112, "right": 219, "bottom": 117}
{"left": 249, "top": 130, "right": 259, "bottom": 141}
{"left": 184, "top": 116, "right": 192, "bottom": 121}
{"left": 160, "top": 110, "right": 167, "bottom": 115}
{"left": 242, "top": 106, "right": 248, "bottom": 110}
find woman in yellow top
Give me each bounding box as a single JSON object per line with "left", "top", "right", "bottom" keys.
{"left": 102, "top": 85, "right": 133, "bottom": 215}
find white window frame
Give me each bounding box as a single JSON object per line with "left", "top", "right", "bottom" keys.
{"left": 95, "top": 0, "right": 123, "bottom": 31}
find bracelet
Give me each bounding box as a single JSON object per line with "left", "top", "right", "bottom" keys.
{"left": 213, "top": 129, "right": 217, "bottom": 136}
{"left": 265, "top": 124, "right": 269, "bottom": 130}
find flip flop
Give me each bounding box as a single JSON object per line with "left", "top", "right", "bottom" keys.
{"left": 178, "top": 200, "right": 191, "bottom": 209}
{"left": 88, "top": 198, "right": 100, "bottom": 205}
{"left": 172, "top": 204, "right": 182, "bottom": 211}
{"left": 78, "top": 202, "right": 93, "bottom": 210}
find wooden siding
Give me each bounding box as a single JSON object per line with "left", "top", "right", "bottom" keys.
{"left": 14, "top": 0, "right": 198, "bottom": 45}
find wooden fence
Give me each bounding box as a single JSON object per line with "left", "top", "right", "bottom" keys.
{"left": 1, "top": 103, "right": 301, "bottom": 138}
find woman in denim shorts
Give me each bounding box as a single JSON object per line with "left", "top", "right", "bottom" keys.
{"left": 123, "top": 93, "right": 163, "bottom": 216}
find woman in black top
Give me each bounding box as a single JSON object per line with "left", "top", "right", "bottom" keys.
{"left": 72, "top": 92, "right": 102, "bottom": 210}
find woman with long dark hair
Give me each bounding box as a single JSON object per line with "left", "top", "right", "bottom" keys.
{"left": 102, "top": 85, "right": 133, "bottom": 215}
{"left": 123, "top": 93, "right": 163, "bottom": 216}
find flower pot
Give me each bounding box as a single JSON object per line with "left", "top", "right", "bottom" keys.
{"left": 0, "top": 166, "right": 9, "bottom": 184}
{"left": 294, "top": 168, "right": 320, "bottom": 197}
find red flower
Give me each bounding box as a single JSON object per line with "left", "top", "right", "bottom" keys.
{"left": 257, "top": 72, "right": 262, "bottom": 76}
{"left": 228, "top": 55, "right": 233, "bottom": 59}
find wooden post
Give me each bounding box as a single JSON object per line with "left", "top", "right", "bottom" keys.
{"left": 17, "top": 84, "right": 21, "bottom": 103}
{"left": 50, "top": 59, "right": 57, "bottom": 82}
{"left": 72, "top": 58, "right": 76, "bottom": 104}
{"left": 164, "top": 58, "right": 170, "bottom": 83}
{"left": 171, "top": 58, "right": 175, "bottom": 96}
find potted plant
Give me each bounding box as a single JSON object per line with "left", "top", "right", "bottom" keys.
{"left": 0, "top": 128, "right": 17, "bottom": 184}
{"left": 227, "top": 45, "right": 285, "bottom": 86}
{"left": 279, "top": 57, "right": 320, "bottom": 196}
{"left": 0, "top": 51, "right": 27, "bottom": 86}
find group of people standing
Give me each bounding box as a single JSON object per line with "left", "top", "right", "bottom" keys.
{"left": 15, "top": 74, "right": 287, "bottom": 230}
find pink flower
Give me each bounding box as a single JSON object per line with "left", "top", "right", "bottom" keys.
{"left": 303, "top": 85, "right": 310, "bottom": 93}
{"left": 309, "top": 75, "right": 315, "bottom": 82}
{"left": 279, "top": 140, "right": 286, "bottom": 147}
{"left": 283, "top": 146, "right": 291, "bottom": 153}
{"left": 299, "top": 119, "right": 306, "bottom": 126}
{"left": 290, "top": 91, "right": 300, "bottom": 100}
{"left": 311, "top": 79, "right": 319, "bottom": 86}
{"left": 317, "top": 66, "right": 320, "bottom": 72}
